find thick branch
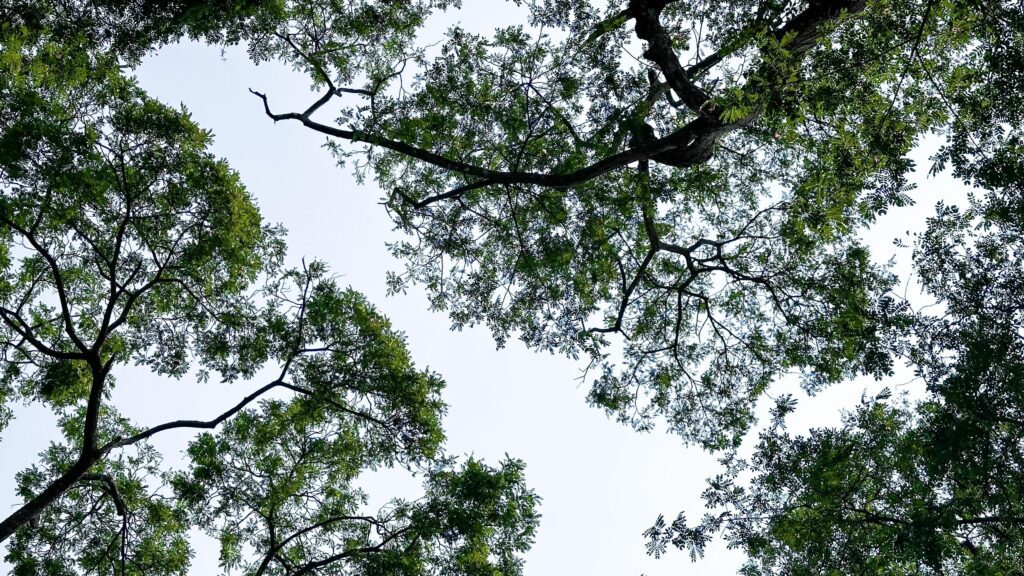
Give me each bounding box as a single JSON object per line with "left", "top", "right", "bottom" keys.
{"left": 252, "top": 87, "right": 714, "bottom": 193}
{"left": 773, "top": 0, "right": 868, "bottom": 58}
{"left": 102, "top": 379, "right": 284, "bottom": 451}
{"left": 81, "top": 363, "right": 108, "bottom": 455}
{"left": 0, "top": 457, "right": 95, "bottom": 543}
{"left": 255, "top": 0, "right": 867, "bottom": 209}
{"left": 630, "top": 0, "right": 714, "bottom": 115}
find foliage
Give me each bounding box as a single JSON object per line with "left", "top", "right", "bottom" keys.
{"left": 637, "top": 3, "right": 1024, "bottom": 569}
{"left": 7, "top": 414, "right": 192, "bottom": 576}
{"left": 237, "top": 0, "right": 1020, "bottom": 449}
{"left": 4, "top": 0, "right": 1024, "bottom": 573}
{"left": 0, "top": 15, "right": 537, "bottom": 576}
{"left": 1, "top": 0, "right": 286, "bottom": 64}
{"left": 221, "top": 0, "right": 1024, "bottom": 569}
{"left": 643, "top": 184, "right": 1024, "bottom": 572}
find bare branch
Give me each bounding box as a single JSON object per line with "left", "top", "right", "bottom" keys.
{"left": 101, "top": 379, "right": 284, "bottom": 451}
{"left": 255, "top": 515, "right": 382, "bottom": 576}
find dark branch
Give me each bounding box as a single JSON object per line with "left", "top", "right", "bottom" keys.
{"left": 2, "top": 217, "right": 89, "bottom": 354}
{"left": 255, "top": 0, "right": 866, "bottom": 214}
{"left": 101, "top": 379, "right": 284, "bottom": 451}
{"left": 255, "top": 515, "right": 382, "bottom": 576}
{"left": 0, "top": 307, "right": 89, "bottom": 361}
{"left": 287, "top": 525, "right": 413, "bottom": 576}
{"left": 630, "top": 0, "right": 715, "bottom": 115}
{"left": 79, "top": 473, "right": 126, "bottom": 517}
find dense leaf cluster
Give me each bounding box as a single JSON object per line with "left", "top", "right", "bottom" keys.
{"left": 2, "top": 0, "right": 1023, "bottom": 573}
{"left": 646, "top": 185, "right": 1024, "bottom": 574}
{"left": 0, "top": 6, "right": 537, "bottom": 576}
{"left": 239, "top": 0, "right": 1008, "bottom": 449}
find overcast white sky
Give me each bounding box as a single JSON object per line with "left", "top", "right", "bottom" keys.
{"left": 1, "top": 3, "right": 963, "bottom": 575}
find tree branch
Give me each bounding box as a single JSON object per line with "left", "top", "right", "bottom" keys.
{"left": 2, "top": 217, "right": 89, "bottom": 354}
{"left": 286, "top": 525, "right": 413, "bottom": 576}
{"left": 79, "top": 473, "right": 126, "bottom": 517}
{"left": 250, "top": 87, "right": 714, "bottom": 192}
{"left": 101, "top": 379, "right": 285, "bottom": 451}
{"left": 255, "top": 515, "right": 382, "bottom": 576}
{"left": 630, "top": 0, "right": 715, "bottom": 115}
{"left": 0, "top": 307, "right": 89, "bottom": 361}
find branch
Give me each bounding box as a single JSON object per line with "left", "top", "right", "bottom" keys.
{"left": 82, "top": 361, "right": 108, "bottom": 454}
{"left": 96, "top": 197, "right": 134, "bottom": 347}
{"left": 630, "top": 0, "right": 715, "bottom": 115}
{"left": 686, "top": 46, "right": 729, "bottom": 79}
{"left": 2, "top": 217, "right": 89, "bottom": 354}
{"left": 590, "top": 249, "right": 655, "bottom": 335}
{"left": 772, "top": 0, "right": 868, "bottom": 57}
{"left": 393, "top": 179, "right": 495, "bottom": 210}
{"left": 80, "top": 473, "right": 130, "bottom": 576}
{"left": 250, "top": 88, "right": 712, "bottom": 191}
{"left": 254, "top": 0, "right": 868, "bottom": 210}
{"left": 277, "top": 382, "right": 396, "bottom": 432}
{"left": 255, "top": 515, "right": 382, "bottom": 576}
{"left": 0, "top": 457, "right": 96, "bottom": 543}
{"left": 287, "top": 525, "right": 413, "bottom": 576}
{"left": 79, "top": 473, "right": 126, "bottom": 517}
{"left": 0, "top": 307, "right": 89, "bottom": 361}
{"left": 956, "top": 515, "right": 1024, "bottom": 526}
{"left": 276, "top": 261, "right": 314, "bottom": 381}
{"left": 591, "top": 160, "right": 660, "bottom": 335}
{"left": 101, "top": 379, "right": 284, "bottom": 451}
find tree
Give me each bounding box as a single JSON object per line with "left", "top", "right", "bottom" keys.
{"left": 0, "top": 18, "right": 537, "bottom": 576}
{"left": 227, "top": 0, "right": 1023, "bottom": 569}
{"left": 639, "top": 3, "right": 1024, "bottom": 569}
{"left": 5, "top": 0, "right": 1024, "bottom": 573}
{"left": 232, "top": 0, "right": 1021, "bottom": 449}
{"left": 644, "top": 183, "right": 1024, "bottom": 573}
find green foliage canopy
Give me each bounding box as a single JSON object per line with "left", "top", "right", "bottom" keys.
{"left": 219, "top": 0, "right": 1023, "bottom": 569}
{"left": 238, "top": 0, "right": 1018, "bottom": 449}
{"left": 645, "top": 184, "right": 1024, "bottom": 573}
{"left": 3, "top": 0, "right": 1024, "bottom": 573}
{"left": 0, "top": 13, "right": 538, "bottom": 576}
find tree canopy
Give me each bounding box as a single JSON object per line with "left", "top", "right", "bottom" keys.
{"left": 0, "top": 12, "right": 537, "bottom": 576}
{"left": 236, "top": 0, "right": 1019, "bottom": 450}
{"left": 238, "top": 0, "right": 1024, "bottom": 570}
{"left": 644, "top": 184, "right": 1024, "bottom": 574}
{"left": 2, "top": 0, "right": 1024, "bottom": 573}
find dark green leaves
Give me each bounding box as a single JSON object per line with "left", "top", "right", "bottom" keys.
{"left": 174, "top": 400, "right": 537, "bottom": 576}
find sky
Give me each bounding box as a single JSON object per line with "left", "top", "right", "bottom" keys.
{"left": 0, "top": 3, "right": 963, "bottom": 575}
